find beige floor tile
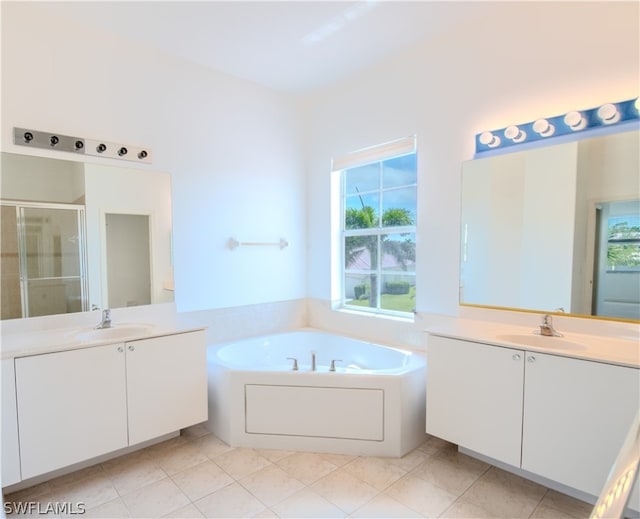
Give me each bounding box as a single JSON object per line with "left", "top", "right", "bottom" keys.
{"left": 154, "top": 442, "right": 210, "bottom": 476}
{"left": 383, "top": 447, "right": 432, "bottom": 472}
{"left": 101, "top": 448, "right": 153, "bottom": 474}
{"left": 214, "top": 449, "right": 272, "bottom": 480}
{"left": 318, "top": 452, "right": 357, "bottom": 467}
{"left": 194, "top": 482, "right": 266, "bottom": 518}
{"left": 4, "top": 482, "right": 52, "bottom": 502}
{"left": 121, "top": 477, "right": 190, "bottom": 518}
{"left": 310, "top": 468, "right": 379, "bottom": 515}
{"left": 170, "top": 460, "right": 234, "bottom": 501}
{"left": 51, "top": 473, "right": 119, "bottom": 511}
{"left": 417, "top": 436, "right": 456, "bottom": 456}
{"left": 252, "top": 508, "right": 279, "bottom": 518}
{"left": 162, "top": 503, "right": 205, "bottom": 518}
{"left": 239, "top": 464, "right": 305, "bottom": 507}
{"left": 82, "top": 497, "right": 130, "bottom": 518}
{"left": 461, "top": 467, "right": 547, "bottom": 518}
{"left": 104, "top": 457, "right": 167, "bottom": 495}
{"left": 48, "top": 464, "right": 105, "bottom": 490}
{"left": 255, "top": 448, "right": 295, "bottom": 462}
{"left": 181, "top": 423, "right": 211, "bottom": 440}
{"left": 530, "top": 503, "right": 581, "bottom": 519}
{"left": 439, "top": 498, "right": 498, "bottom": 518}
{"left": 410, "top": 448, "right": 489, "bottom": 496}
{"left": 271, "top": 488, "right": 346, "bottom": 518}
{"left": 342, "top": 457, "right": 407, "bottom": 491}
{"left": 535, "top": 489, "right": 593, "bottom": 518}
{"left": 351, "top": 493, "right": 423, "bottom": 518}
{"left": 276, "top": 452, "right": 338, "bottom": 485}
{"left": 384, "top": 473, "right": 458, "bottom": 518}
{"left": 192, "top": 434, "right": 235, "bottom": 460}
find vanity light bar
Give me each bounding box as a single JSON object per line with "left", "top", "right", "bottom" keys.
{"left": 475, "top": 97, "right": 639, "bottom": 154}
{"left": 13, "top": 128, "right": 152, "bottom": 164}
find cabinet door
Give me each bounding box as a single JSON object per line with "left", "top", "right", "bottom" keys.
{"left": 2, "top": 359, "right": 21, "bottom": 486}
{"left": 126, "top": 330, "right": 207, "bottom": 445}
{"left": 426, "top": 336, "right": 525, "bottom": 466}
{"left": 15, "top": 344, "right": 128, "bottom": 479}
{"left": 522, "top": 352, "right": 640, "bottom": 499}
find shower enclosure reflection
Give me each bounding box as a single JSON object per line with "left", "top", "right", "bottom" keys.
{"left": 0, "top": 152, "right": 173, "bottom": 320}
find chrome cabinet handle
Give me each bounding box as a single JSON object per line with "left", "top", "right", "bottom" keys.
{"left": 527, "top": 355, "right": 536, "bottom": 363}
{"left": 512, "top": 353, "right": 521, "bottom": 361}
{"left": 117, "top": 346, "right": 123, "bottom": 353}
{"left": 128, "top": 345, "right": 135, "bottom": 352}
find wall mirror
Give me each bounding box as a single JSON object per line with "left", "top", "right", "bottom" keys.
{"left": 0, "top": 152, "right": 174, "bottom": 320}
{"left": 460, "top": 129, "right": 639, "bottom": 322}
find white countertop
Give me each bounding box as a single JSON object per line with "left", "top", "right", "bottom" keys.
{"left": 1, "top": 324, "right": 207, "bottom": 360}
{"left": 427, "top": 321, "right": 640, "bottom": 369}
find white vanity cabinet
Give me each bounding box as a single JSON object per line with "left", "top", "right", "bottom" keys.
{"left": 2, "top": 359, "right": 22, "bottom": 486}
{"left": 13, "top": 329, "right": 207, "bottom": 481}
{"left": 15, "top": 343, "right": 129, "bottom": 479}
{"left": 125, "top": 332, "right": 207, "bottom": 445}
{"left": 426, "top": 334, "right": 640, "bottom": 503}
{"left": 426, "top": 336, "right": 524, "bottom": 466}
{"left": 521, "top": 351, "right": 639, "bottom": 498}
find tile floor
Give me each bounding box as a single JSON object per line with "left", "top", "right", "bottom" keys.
{"left": 3, "top": 424, "right": 593, "bottom": 518}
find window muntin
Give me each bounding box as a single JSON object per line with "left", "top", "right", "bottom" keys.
{"left": 341, "top": 148, "right": 417, "bottom": 316}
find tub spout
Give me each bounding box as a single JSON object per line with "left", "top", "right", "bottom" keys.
{"left": 286, "top": 357, "right": 299, "bottom": 371}
{"left": 311, "top": 351, "right": 316, "bottom": 371}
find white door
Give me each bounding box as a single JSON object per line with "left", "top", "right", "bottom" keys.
{"left": 426, "top": 336, "right": 525, "bottom": 466}
{"left": 15, "top": 344, "right": 128, "bottom": 479}
{"left": 522, "top": 351, "right": 640, "bottom": 500}
{"left": 126, "top": 330, "right": 207, "bottom": 445}
{"left": 593, "top": 200, "right": 640, "bottom": 320}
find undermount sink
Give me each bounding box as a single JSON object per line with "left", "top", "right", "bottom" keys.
{"left": 66, "top": 324, "right": 155, "bottom": 342}
{"left": 496, "top": 333, "right": 587, "bottom": 351}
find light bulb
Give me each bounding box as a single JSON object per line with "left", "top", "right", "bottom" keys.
{"left": 532, "top": 119, "right": 555, "bottom": 137}
{"left": 479, "top": 131, "right": 501, "bottom": 148}
{"left": 504, "top": 125, "right": 526, "bottom": 143}
{"left": 564, "top": 111, "right": 586, "bottom": 131}
{"left": 597, "top": 103, "right": 620, "bottom": 124}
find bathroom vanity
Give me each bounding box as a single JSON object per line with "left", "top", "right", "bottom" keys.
{"left": 1, "top": 324, "right": 207, "bottom": 489}
{"left": 425, "top": 323, "right": 640, "bottom": 509}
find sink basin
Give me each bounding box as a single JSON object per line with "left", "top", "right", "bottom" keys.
{"left": 66, "top": 324, "right": 155, "bottom": 342}
{"left": 496, "top": 333, "right": 586, "bottom": 351}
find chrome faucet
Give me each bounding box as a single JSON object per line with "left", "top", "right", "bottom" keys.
{"left": 96, "top": 309, "right": 112, "bottom": 329}
{"left": 311, "top": 351, "right": 316, "bottom": 371}
{"left": 539, "top": 314, "right": 563, "bottom": 337}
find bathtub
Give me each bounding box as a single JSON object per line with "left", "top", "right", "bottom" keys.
{"left": 206, "top": 330, "right": 427, "bottom": 457}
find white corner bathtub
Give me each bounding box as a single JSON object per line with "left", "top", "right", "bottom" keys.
{"left": 206, "top": 330, "right": 427, "bottom": 457}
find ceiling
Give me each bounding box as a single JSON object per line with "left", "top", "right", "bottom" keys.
{"left": 36, "top": 1, "right": 488, "bottom": 94}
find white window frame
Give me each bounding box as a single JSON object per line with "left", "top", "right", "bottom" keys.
{"left": 332, "top": 136, "right": 417, "bottom": 318}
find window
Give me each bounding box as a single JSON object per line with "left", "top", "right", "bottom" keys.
{"left": 334, "top": 137, "right": 417, "bottom": 317}
{"left": 606, "top": 210, "right": 640, "bottom": 272}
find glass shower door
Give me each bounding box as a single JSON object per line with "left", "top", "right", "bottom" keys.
{"left": 12, "top": 204, "right": 88, "bottom": 318}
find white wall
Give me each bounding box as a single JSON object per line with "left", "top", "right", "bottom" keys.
{"left": 1, "top": 2, "right": 638, "bottom": 344}
{"left": 1, "top": 2, "right": 306, "bottom": 315}
{"left": 304, "top": 1, "right": 639, "bottom": 341}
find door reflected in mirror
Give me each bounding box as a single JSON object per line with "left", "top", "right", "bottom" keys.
{"left": 460, "top": 129, "right": 639, "bottom": 322}
{"left": 105, "top": 213, "right": 151, "bottom": 309}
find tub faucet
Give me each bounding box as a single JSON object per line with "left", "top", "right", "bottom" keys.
{"left": 96, "top": 309, "right": 112, "bottom": 329}
{"left": 311, "top": 351, "right": 316, "bottom": 371}
{"left": 539, "top": 314, "right": 563, "bottom": 337}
